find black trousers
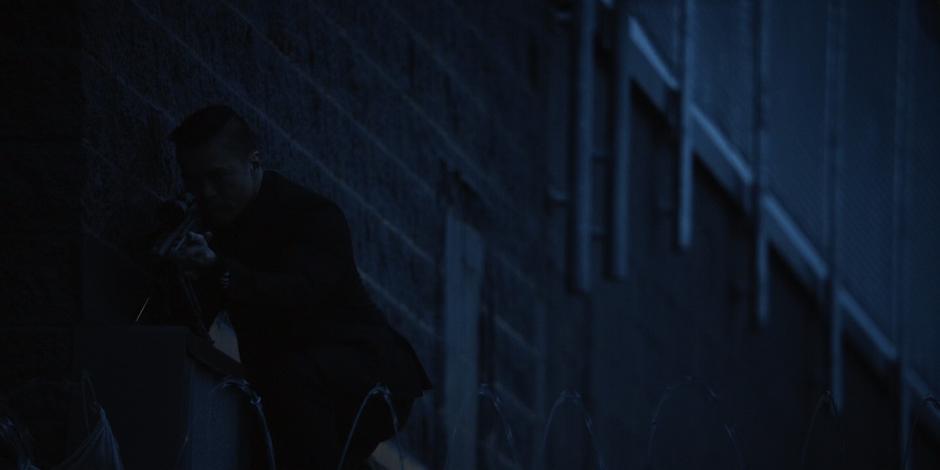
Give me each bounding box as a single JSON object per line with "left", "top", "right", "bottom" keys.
{"left": 253, "top": 347, "right": 416, "bottom": 470}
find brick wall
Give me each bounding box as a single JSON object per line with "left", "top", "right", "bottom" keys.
{"left": 3, "top": 0, "right": 560, "bottom": 467}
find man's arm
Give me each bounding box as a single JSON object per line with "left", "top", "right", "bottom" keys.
{"left": 215, "top": 202, "right": 357, "bottom": 325}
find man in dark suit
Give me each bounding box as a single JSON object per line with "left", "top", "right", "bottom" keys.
{"left": 165, "top": 105, "right": 432, "bottom": 469}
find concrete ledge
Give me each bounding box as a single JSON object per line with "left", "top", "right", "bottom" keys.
{"left": 762, "top": 195, "right": 829, "bottom": 299}
{"left": 688, "top": 104, "right": 754, "bottom": 215}
{"left": 627, "top": 17, "right": 679, "bottom": 121}
{"left": 838, "top": 289, "right": 898, "bottom": 381}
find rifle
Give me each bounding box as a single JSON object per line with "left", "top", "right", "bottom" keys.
{"left": 145, "top": 193, "right": 211, "bottom": 338}
{"left": 152, "top": 193, "right": 201, "bottom": 259}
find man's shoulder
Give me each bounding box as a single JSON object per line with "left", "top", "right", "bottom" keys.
{"left": 266, "top": 170, "right": 346, "bottom": 221}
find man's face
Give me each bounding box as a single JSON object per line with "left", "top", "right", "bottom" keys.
{"left": 177, "top": 139, "right": 258, "bottom": 229}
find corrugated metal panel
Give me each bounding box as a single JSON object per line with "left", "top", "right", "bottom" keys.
{"left": 908, "top": 14, "right": 940, "bottom": 392}
{"left": 689, "top": 0, "right": 755, "bottom": 161}
{"left": 764, "top": 0, "right": 830, "bottom": 250}
{"left": 837, "top": 0, "right": 898, "bottom": 336}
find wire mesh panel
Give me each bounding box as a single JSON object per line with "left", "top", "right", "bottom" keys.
{"left": 689, "top": 0, "right": 755, "bottom": 160}
{"left": 764, "top": 0, "right": 830, "bottom": 250}
{"left": 907, "top": 7, "right": 940, "bottom": 391}
{"left": 837, "top": 0, "right": 899, "bottom": 336}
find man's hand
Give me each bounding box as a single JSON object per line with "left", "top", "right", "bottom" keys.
{"left": 170, "top": 231, "right": 218, "bottom": 272}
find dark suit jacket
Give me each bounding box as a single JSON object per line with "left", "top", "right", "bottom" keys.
{"left": 193, "top": 170, "right": 432, "bottom": 402}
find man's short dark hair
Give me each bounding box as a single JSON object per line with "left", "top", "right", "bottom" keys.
{"left": 169, "top": 105, "right": 256, "bottom": 155}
